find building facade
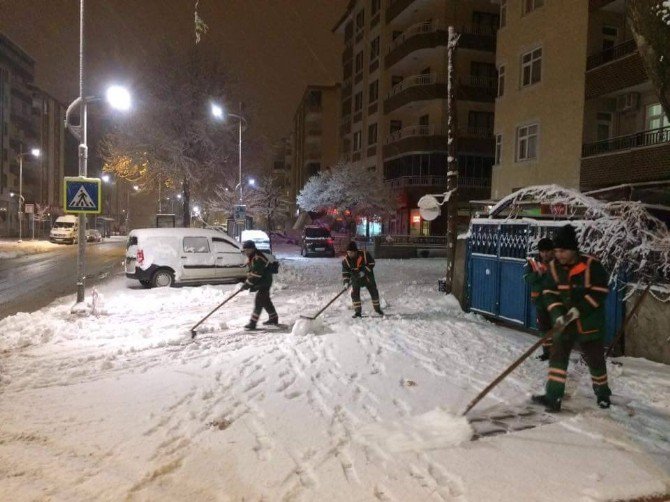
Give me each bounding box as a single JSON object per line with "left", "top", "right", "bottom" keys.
{"left": 491, "top": 0, "right": 670, "bottom": 199}
{"left": 0, "top": 33, "right": 66, "bottom": 237}
{"left": 290, "top": 84, "right": 341, "bottom": 214}
{"left": 334, "top": 0, "right": 498, "bottom": 236}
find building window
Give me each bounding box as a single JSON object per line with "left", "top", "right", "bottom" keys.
{"left": 500, "top": 0, "right": 507, "bottom": 28}
{"left": 355, "top": 51, "right": 364, "bottom": 74}
{"left": 596, "top": 112, "right": 613, "bottom": 141}
{"left": 354, "top": 92, "right": 363, "bottom": 112}
{"left": 356, "top": 10, "right": 365, "bottom": 31}
{"left": 646, "top": 103, "right": 670, "bottom": 130}
{"left": 472, "top": 11, "right": 499, "bottom": 32}
{"left": 521, "top": 47, "right": 542, "bottom": 87}
{"left": 371, "top": 0, "right": 381, "bottom": 17}
{"left": 497, "top": 65, "right": 505, "bottom": 97}
{"left": 602, "top": 26, "right": 618, "bottom": 52}
{"left": 419, "top": 115, "right": 429, "bottom": 127}
{"left": 353, "top": 131, "right": 362, "bottom": 151}
{"left": 370, "top": 37, "right": 380, "bottom": 62}
{"left": 495, "top": 135, "right": 503, "bottom": 165}
{"left": 368, "top": 123, "right": 378, "bottom": 145}
{"left": 523, "top": 0, "right": 544, "bottom": 15}
{"left": 516, "top": 124, "right": 539, "bottom": 161}
{"left": 369, "top": 80, "right": 379, "bottom": 103}
{"left": 390, "top": 120, "right": 402, "bottom": 134}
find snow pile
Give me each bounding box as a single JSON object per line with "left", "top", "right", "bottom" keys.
{"left": 0, "top": 252, "right": 669, "bottom": 501}
{"left": 0, "top": 239, "right": 61, "bottom": 259}
{"left": 488, "top": 185, "right": 670, "bottom": 286}
{"left": 358, "top": 408, "right": 472, "bottom": 452}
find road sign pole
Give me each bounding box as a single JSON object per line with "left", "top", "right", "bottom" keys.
{"left": 76, "top": 0, "right": 87, "bottom": 305}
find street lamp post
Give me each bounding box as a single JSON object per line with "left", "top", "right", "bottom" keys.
{"left": 64, "top": 0, "right": 131, "bottom": 305}
{"left": 16, "top": 146, "right": 41, "bottom": 242}
{"left": 211, "top": 102, "right": 247, "bottom": 239}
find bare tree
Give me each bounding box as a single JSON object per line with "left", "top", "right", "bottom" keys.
{"left": 206, "top": 174, "right": 290, "bottom": 231}
{"left": 628, "top": 1, "right": 670, "bottom": 117}
{"left": 100, "top": 48, "right": 238, "bottom": 227}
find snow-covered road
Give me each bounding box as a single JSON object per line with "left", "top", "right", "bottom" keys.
{"left": 1, "top": 247, "right": 668, "bottom": 501}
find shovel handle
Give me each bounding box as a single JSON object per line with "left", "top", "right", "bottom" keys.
{"left": 190, "top": 288, "right": 243, "bottom": 336}
{"left": 303, "top": 286, "right": 349, "bottom": 320}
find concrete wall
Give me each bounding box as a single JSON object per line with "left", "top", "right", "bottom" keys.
{"left": 624, "top": 290, "right": 670, "bottom": 365}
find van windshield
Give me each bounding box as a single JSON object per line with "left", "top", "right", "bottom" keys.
{"left": 54, "top": 222, "right": 75, "bottom": 229}
{"left": 305, "top": 227, "right": 330, "bottom": 238}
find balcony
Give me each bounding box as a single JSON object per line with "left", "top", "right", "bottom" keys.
{"left": 383, "top": 125, "right": 448, "bottom": 158}
{"left": 386, "top": 22, "right": 495, "bottom": 70}
{"left": 384, "top": 73, "right": 447, "bottom": 114}
{"left": 458, "top": 75, "right": 497, "bottom": 102}
{"left": 385, "top": 175, "right": 491, "bottom": 192}
{"left": 386, "top": 0, "right": 417, "bottom": 23}
{"left": 580, "top": 126, "right": 670, "bottom": 189}
{"left": 585, "top": 40, "right": 646, "bottom": 99}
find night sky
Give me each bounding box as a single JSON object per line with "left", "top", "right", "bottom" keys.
{"left": 0, "top": 0, "right": 347, "bottom": 162}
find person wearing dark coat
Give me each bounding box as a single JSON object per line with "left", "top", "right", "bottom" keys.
{"left": 341, "top": 241, "right": 383, "bottom": 318}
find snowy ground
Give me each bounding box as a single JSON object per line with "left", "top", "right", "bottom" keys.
{"left": 1, "top": 245, "right": 669, "bottom": 501}
{"left": 0, "top": 239, "right": 63, "bottom": 259}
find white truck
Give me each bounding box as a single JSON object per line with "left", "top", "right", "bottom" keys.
{"left": 49, "top": 215, "right": 79, "bottom": 244}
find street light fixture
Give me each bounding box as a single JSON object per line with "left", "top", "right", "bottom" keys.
{"left": 64, "top": 79, "right": 133, "bottom": 304}
{"left": 101, "top": 174, "right": 111, "bottom": 183}
{"left": 16, "top": 146, "right": 41, "bottom": 243}
{"left": 248, "top": 178, "right": 256, "bottom": 186}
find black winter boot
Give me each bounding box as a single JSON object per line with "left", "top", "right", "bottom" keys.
{"left": 244, "top": 321, "right": 257, "bottom": 330}
{"left": 531, "top": 394, "right": 562, "bottom": 413}
{"left": 352, "top": 311, "right": 362, "bottom": 318}
{"left": 374, "top": 307, "right": 384, "bottom": 316}
{"left": 263, "top": 318, "right": 279, "bottom": 326}
{"left": 597, "top": 396, "right": 611, "bottom": 409}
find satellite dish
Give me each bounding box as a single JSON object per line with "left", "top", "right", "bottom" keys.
{"left": 418, "top": 194, "right": 440, "bottom": 221}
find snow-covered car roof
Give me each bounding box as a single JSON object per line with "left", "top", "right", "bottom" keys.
{"left": 241, "top": 230, "right": 270, "bottom": 241}
{"left": 129, "top": 228, "right": 240, "bottom": 246}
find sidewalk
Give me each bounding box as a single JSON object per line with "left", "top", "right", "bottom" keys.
{"left": 0, "top": 239, "right": 62, "bottom": 259}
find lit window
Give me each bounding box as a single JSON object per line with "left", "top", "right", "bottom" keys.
{"left": 353, "top": 131, "right": 362, "bottom": 151}
{"left": 647, "top": 103, "right": 670, "bottom": 130}
{"left": 521, "top": 47, "right": 542, "bottom": 87}
{"left": 516, "top": 124, "right": 538, "bottom": 161}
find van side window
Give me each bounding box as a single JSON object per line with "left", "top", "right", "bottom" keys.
{"left": 212, "top": 237, "right": 239, "bottom": 253}
{"left": 183, "top": 237, "right": 210, "bottom": 253}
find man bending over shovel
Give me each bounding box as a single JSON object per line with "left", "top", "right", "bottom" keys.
{"left": 342, "top": 241, "right": 384, "bottom": 318}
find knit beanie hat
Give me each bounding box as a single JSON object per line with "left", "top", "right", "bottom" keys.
{"left": 553, "top": 225, "right": 579, "bottom": 251}
{"left": 537, "top": 237, "right": 554, "bottom": 251}
{"left": 347, "top": 241, "right": 358, "bottom": 252}
{"left": 242, "top": 240, "right": 256, "bottom": 250}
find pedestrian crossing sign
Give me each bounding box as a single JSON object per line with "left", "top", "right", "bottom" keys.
{"left": 64, "top": 177, "right": 102, "bottom": 214}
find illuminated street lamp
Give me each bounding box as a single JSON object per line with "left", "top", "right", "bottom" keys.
{"left": 211, "top": 102, "right": 247, "bottom": 203}
{"left": 16, "top": 147, "right": 41, "bottom": 242}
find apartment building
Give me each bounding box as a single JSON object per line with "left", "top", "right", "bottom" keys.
{"left": 271, "top": 136, "right": 292, "bottom": 203}
{"left": 290, "top": 84, "right": 341, "bottom": 213}
{"left": 334, "top": 0, "right": 498, "bottom": 236}
{"left": 492, "top": 0, "right": 670, "bottom": 199}
{"left": 0, "top": 33, "right": 67, "bottom": 237}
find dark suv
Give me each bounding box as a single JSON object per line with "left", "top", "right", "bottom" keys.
{"left": 301, "top": 226, "right": 335, "bottom": 257}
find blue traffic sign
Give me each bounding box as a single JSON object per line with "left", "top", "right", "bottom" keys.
{"left": 64, "top": 177, "right": 102, "bottom": 214}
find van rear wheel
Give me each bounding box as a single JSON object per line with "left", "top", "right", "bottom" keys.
{"left": 152, "top": 269, "right": 174, "bottom": 288}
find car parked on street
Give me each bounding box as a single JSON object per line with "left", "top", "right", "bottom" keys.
{"left": 301, "top": 225, "right": 335, "bottom": 257}
{"left": 125, "top": 228, "right": 275, "bottom": 288}
{"left": 49, "top": 215, "right": 79, "bottom": 244}
{"left": 86, "top": 229, "right": 103, "bottom": 242}
{"left": 241, "top": 229, "right": 272, "bottom": 253}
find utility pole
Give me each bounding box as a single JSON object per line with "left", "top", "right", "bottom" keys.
{"left": 76, "top": 0, "right": 88, "bottom": 304}
{"left": 444, "top": 26, "right": 460, "bottom": 294}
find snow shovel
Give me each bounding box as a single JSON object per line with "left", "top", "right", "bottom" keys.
{"left": 461, "top": 310, "right": 578, "bottom": 416}
{"left": 300, "top": 286, "right": 349, "bottom": 320}
{"left": 190, "top": 288, "right": 243, "bottom": 339}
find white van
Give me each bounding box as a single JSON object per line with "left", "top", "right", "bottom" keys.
{"left": 50, "top": 215, "right": 79, "bottom": 244}
{"left": 125, "top": 228, "right": 274, "bottom": 288}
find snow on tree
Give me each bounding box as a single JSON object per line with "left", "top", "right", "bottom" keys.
{"left": 100, "top": 49, "right": 238, "bottom": 227}
{"left": 297, "top": 161, "right": 396, "bottom": 232}
{"left": 194, "top": 0, "right": 209, "bottom": 44}
{"left": 489, "top": 185, "right": 670, "bottom": 294}
{"left": 206, "top": 174, "right": 289, "bottom": 231}
{"left": 628, "top": 1, "right": 670, "bottom": 118}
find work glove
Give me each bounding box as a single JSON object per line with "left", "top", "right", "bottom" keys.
{"left": 554, "top": 308, "right": 579, "bottom": 330}
{"left": 357, "top": 270, "right": 366, "bottom": 279}
{"left": 343, "top": 279, "right": 350, "bottom": 287}
{"left": 241, "top": 283, "right": 251, "bottom": 291}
